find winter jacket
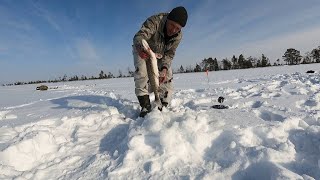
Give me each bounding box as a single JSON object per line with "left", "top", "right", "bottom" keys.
{"left": 133, "top": 13, "right": 182, "bottom": 71}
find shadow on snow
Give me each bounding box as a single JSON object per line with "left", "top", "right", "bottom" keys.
{"left": 50, "top": 95, "right": 139, "bottom": 119}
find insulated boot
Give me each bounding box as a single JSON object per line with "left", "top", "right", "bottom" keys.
{"left": 161, "top": 98, "right": 168, "bottom": 107}
{"left": 162, "top": 102, "right": 168, "bottom": 108}
{"left": 138, "top": 95, "right": 152, "bottom": 117}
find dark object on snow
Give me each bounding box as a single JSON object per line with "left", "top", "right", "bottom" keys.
{"left": 36, "top": 85, "right": 48, "bottom": 91}
{"left": 212, "top": 96, "right": 228, "bottom": 109}
{"left": 212, "top": 104, "right": 229, "bottom": 109}
{"left": 306, "top": 70, "right": 315, "bottom": 74}
{"left": 218, "top": 96, "right": 225, "bottom": 103}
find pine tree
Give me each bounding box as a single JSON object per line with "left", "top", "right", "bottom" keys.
{"left": 276, "top": 59, "right": 281, "bottom": 65}
{"left": 99, "top": 70, "right": 105, "bottom": 79}
{"left": 108, "top": 72, "right": 114, "bottom": 78}
{"left": 238, "top": 54, "right": 245, "bottom": 69}
{"left": 185, "top": 65, "right": 193, "bottom": 73}
{"left": 302, "top": 52, "right": 312, "bottom": 64}
{"left": 283, "top": 48, "right": 302, "bottom": 65}
{"left": 222, "top": 58, "right": 231, "bottom": 70}
{"left": 200, "top": 58, "right": 208, "bottom": 71}
{"left": 244, "top": 56, "right": 253, "bottom": 68}
{"left": 231, "top": 55, "right": 238, "bottom": 69}
{"left": 256, "top": 60, "right": 261, "bottom": 67}
{"left": 179, "top": 65, "right": 185, "bottom": 73}
{"left": 261, "top": 54, "right": 270, "bottom": 67}
{"left": 194, "top": 63, "right": 201, "bottom": 72}
{"left": 61, "top": 74, "right": 67, "bottom": 81}
{"left": 81, "top": 75, "right": 87, "bottom": 80}
{"left": 311, "top": 46, "right": 320, "bottom": 63}
{"left": 118, "top": 70, "right": 123, "bottom": 78}
{"left": 213, "top": 58, "right": 219, "bottom": 71}
{"left": 207, "top": 57, "right": 215, "bottom": 71}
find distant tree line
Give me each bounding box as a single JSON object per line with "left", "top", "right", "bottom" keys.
{"left": 2, "top": 69, "right": 134, "bottom": 86}
{"left": 2, "top": 46, "right": 319, "bottom": 86}
{"left": 174, "top": 46, "right": 320, "bottom": 74}
{"left": 175, "top": 54, "right": 272, "bottom": 73}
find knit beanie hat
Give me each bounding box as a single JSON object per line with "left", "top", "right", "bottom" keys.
{"left": 167, "top": 6, "right": 188, "bottom": 27}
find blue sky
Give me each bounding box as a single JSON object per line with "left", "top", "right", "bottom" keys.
{"left": 1, "top": 0, "right": 320, "bottom": 84}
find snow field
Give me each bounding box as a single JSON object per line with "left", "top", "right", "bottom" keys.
{"left": 0, "top": 64, "right": 319, "bottom": 179}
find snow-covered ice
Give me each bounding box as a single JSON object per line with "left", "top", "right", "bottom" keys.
{"left": 0, "top": 64, "right": 320, "bottom": 179}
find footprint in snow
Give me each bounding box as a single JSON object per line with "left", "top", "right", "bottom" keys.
{"left": 0, "top": 111, "right": 17, "bottom": 120}
{"left": 296, "top": 99, "right": 320, "bottom": 111}
{"left": 234, "top": 101, "right": 264, "bottom": 109}
{"left": 254, "top": 110, "right": 286, "bottom": 122}
{"left": 251, "top": 101, "right": 264, "bottom": 108}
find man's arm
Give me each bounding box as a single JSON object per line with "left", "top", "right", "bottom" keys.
{"left": 133, "top": 15, "right": 158, "bottom": 48}
{"left": 160, "top": 34, "right": 182, "bottom": 71}
{"left": 159, "top": 35, "right": 182, "bottom": 83}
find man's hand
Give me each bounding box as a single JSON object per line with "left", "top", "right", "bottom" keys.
{"left": 136, "top": 45, "right": 149, "bottom": 59}
{"left": 159, "top": 68, "right": 167, "bottom": 83}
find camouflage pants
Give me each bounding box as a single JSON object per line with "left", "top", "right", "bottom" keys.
{"left": 132, "top": 46, "right": 173, "bottom": 104}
